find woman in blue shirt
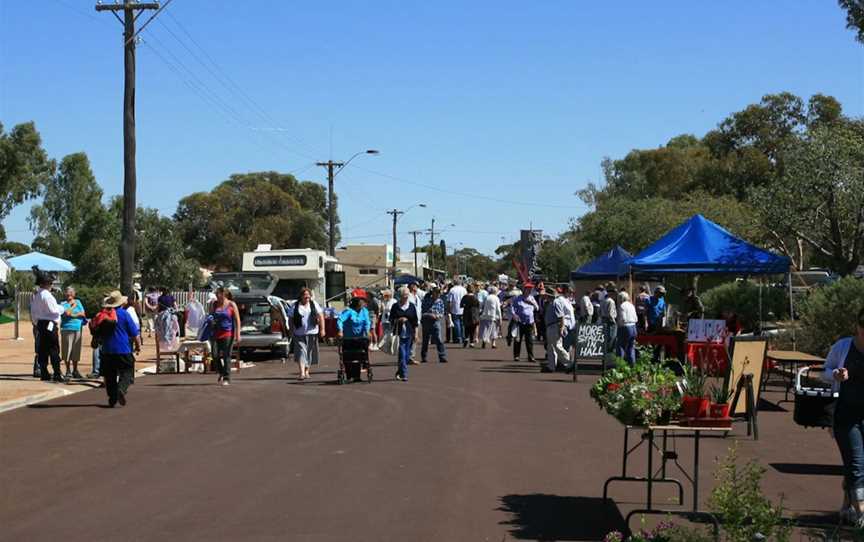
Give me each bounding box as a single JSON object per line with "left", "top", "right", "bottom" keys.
{"left": 337, "top": 289, "right": 372, "bottom": 339}
{"left": 60, "top": 287, "right": 86, "bottom": 381}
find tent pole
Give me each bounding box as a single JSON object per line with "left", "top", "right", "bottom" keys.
{"left": 14, "top": 290, "right": 21, "bottom": 340}
{"left": 628, "top": 270, "right": 633, "bottom": 298}
{"left": 787, "top": 270, "right": 796, "bottom": 350}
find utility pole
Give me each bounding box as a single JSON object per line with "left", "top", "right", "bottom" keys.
{"left": 96, "top": 1, "right": 162, "bottom": 297}
{"left": 409, "top": 230, "right": 422, "bottom": 277}
{"left": 387, "top": 209, "right": 404, "bottom": 280}
{"left": 428, "top": 218, "right": 436, "bottom": 272}
{"left": 315, "top": 160, "right": 343, "bottom": 256}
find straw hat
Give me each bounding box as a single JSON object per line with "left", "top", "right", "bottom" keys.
{"left": 102, "top": 290, "right": 127, "bottom": 308}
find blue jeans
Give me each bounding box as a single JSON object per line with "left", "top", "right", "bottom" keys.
{"left": 451, "top": 315, "right": 464, "bottom": 344}
{"left": 835, "top": 408, "right": 864, "bottom": 501}
{"left": 421, "top": 319, "right": 447, "bottom": 362}
{"left": 617, "top": 325, "right": 637, "bottom": 365}
{"left": 603, "top": 319, "right": 618, "bottom": 355}
{"left": 92, "top": 346, "right": 101, "bottom": 375}
{"left": 398, "top": 328, "right": 414, "bottom": 379}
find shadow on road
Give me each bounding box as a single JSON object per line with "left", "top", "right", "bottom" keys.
{"left": 770, "top": 463, "right": 843, "bottom": 476}
{"left": 27, "top": 403, "right": 112, "bottom": 409}
{"left": 498, "top": 494, "right": 625, "bottom": 540}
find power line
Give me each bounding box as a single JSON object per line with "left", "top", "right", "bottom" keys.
{"left": 352, "top": 164, "right": 580, "bottom": 210}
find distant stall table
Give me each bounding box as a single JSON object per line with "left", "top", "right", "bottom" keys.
{"left": 766, "top": 350, "right": 825, "bottom": 402}
{"left": 686, "top": 342, "right": 728, "bottom": 375}
{"left": 636, "top": 333, "right": 682, "bottom": 360}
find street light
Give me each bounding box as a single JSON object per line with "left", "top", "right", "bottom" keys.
{"left": 387, "top": 203, "right": 427, "bottom": 283}
{"left": 317, "top": 149, "right": 380, "bottom": 255}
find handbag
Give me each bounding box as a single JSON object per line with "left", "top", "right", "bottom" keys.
{"left": 381, "top": 329, "right": 400, "bottom": 356}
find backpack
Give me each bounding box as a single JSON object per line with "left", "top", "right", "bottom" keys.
{"left": 89, "top": 308, "right": 118, "bottom": 348}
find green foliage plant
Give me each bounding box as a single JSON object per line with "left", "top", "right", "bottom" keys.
{"left": 700, "top": 281, "right": 789, "bottom": 331}
{"left": 797, "top": 276, "right": 864, "bottom": 356}
{"left": 679, "top": 361, "right": 708, "bottom": 398}
{"left": 709, "top": 445, "right": 791, "bottom": 542}
{"left": 591, "top": 350, "right": 682, "bottom": 425}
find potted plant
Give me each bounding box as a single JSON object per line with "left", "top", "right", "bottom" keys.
{"left": 591, "top": 351, "right": 682, "bottom": 426}
{"left": 679, "top": 362, "right": 709, "bottom": 418}
{"left": 708, "top": 383, "right": 732, "bottom": 418}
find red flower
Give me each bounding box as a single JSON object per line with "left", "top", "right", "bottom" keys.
{"left": 607, "top": 383, "right": 621, "bottom": 392}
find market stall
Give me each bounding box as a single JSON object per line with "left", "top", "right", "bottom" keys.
{"left": 628, "top": 215, "right": 791, "bottom": 367}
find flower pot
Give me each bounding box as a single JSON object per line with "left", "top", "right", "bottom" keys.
{"left": 710, "top": 402, "right": 730, "bottom": 418}
{"left": 682, "top": 396, "right": 709, "bottom": 418}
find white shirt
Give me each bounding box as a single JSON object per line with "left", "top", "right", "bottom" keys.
{"left": 289, "top": 300, "right": 323, "bottom": 336}
{"left": 617, "top": 301, "right": 638, "bottom": 326}
{"left": 127, "top": 306, "right": 141, "bottom": 328}
{"left": 480, "top": 294, "right": 502, "bottom": 321}
{"left": 409, "top": 292, "right": 422, "bottom": 321}
{"left": 579, "top": 295, "right": 594, "bottom": 318}
{"left": 447, "top": 285, "right": 467, "bottom": 315}
{"left": 31, "top": 288, "right": 63, "bottom": 323}
{"left": 381, "top": 298, "right": 396, "bottom": 324}
{"left": 563, "top": 297, "right": 576, "bottom": 329}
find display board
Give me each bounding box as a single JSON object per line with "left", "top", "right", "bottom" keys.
{"left": 686, "top": 319, "right": 727, "bottom": 343}
{"left": 727, "top": 337, "right": 768, "bottom": 415}
{"left": 574, "top": 324, "right": 606, "bottom": 361}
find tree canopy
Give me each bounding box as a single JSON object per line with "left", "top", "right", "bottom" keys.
{"left": 175, "top": 172, "right": 331, "bottom": 270}
{"left": 0, "top": 122, "right": 55, "bottom": 222}
{"left": 29, "top": 152, "right": 104, "bottom": 259}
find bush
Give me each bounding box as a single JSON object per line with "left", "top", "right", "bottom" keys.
{"left": 701, "top": 281, "right": 788, "bottom": 331}
{"left": 709, "top": 445, "right": 790, "bottom": 542}
{"left": 797, "top": 276, "right": 864, "bottom": 356}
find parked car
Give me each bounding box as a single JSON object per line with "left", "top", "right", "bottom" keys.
{"left": 210, "top": 272, "right": 290, "bottom": 360}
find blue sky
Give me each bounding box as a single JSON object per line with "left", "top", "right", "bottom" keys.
{"left": 1, "top": 1, "right": 862, "bottom": 258}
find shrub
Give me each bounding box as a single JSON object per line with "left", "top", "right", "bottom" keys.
{"left": 701, "top": 281, "right": 788, "bottom": 330}
{"left": 709, "top": 445, "right": 790, "bottom": 542}
{"left": 797, "top": 276, "right": 864, "bottom": 356}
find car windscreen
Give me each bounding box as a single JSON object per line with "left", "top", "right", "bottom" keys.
{"left": 272, "top": 279, "right": 308, "bottom": 302}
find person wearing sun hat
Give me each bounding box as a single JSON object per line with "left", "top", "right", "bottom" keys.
{"left": 99, "top": 290, "right": 141, "bottom": 407}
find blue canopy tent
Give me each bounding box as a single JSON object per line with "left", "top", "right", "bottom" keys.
{"left": 570, "top": 245, "right": 633, "bottom": 280}
{"left": 629, "top": 215, "right": 790, "bottom": 275}
{"left": 7, "top": 251, "right": 76, "bottom": 273}
{"left": 629, "top": 214, "right": 793, "bottom": 341}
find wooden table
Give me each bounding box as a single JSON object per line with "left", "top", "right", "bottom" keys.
{"left": 766, "top": 350, "right": 825, "bottom": 402}
{"left": 603, "top": 423, "right": 731, "bottom": 540}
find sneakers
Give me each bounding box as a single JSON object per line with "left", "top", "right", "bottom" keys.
{"left": 52, "top": 374, "right": 64, "bottom": 383}
{"left": 64, "top": 372, "right": 73, "bottom": 382}
{"left": 395, "top": 374, "right": 403, "bottom": 381}
{"left": 72, "top": 370, "right": 83, "bottom": 379}
{"left": 221, "top": 380, "right": 231, "bottom": 387}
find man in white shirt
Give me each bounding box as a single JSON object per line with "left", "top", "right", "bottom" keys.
{"left": 616, "top": 291, "right": 639, "bottom": 364}
{"left": 543, "top": 289, "right": 572, "bottom": 373}
{"left": 447, "top": 279, "right": 467, "bottom": 345}
{"left": 30, "top": 268, "right": 64, "bottom": 382}
{"left": 578, "top": 290, "right": 594, "bottom": 324}
{"left": 599, "top": 287, "right": 619, "bottom": 356}
{"left": 408, "top": 281, "right": 425, "bottom": 362}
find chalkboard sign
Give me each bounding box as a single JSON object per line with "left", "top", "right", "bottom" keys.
{"left": 572, "top": 324, "right": 608, "bottom": 382}
{"left": 574, "top": 324, "right": 606, "bottom": 360}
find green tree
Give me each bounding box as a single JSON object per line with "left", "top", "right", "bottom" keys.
{"left": 70, "top": 203, "right": 120, "bottom": 286}
{"left": 0, "top": 241, "right": 30, "bottom": 256}
{"left": 28, "top": 152, "right": 103, "bottom": 258}
{"left": 751, "top": 120, "right": 864, "bottom": 275}
{"left": 175, "top": 172, "right": 330, "bottom": 269}
{"left": 537, "top": 232, "right": 585, "bottom": 283}
{"left": 136, "top": 207, "right": 202, "bottom": 288}
{"left": 0, "top": 122, "right": 55, "bottom": 222}
{"left": 839, "top": 0, "right": 864, "bottom": 43}
{"left": 573, "top": 192, "right": 762, "bottom": 260}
